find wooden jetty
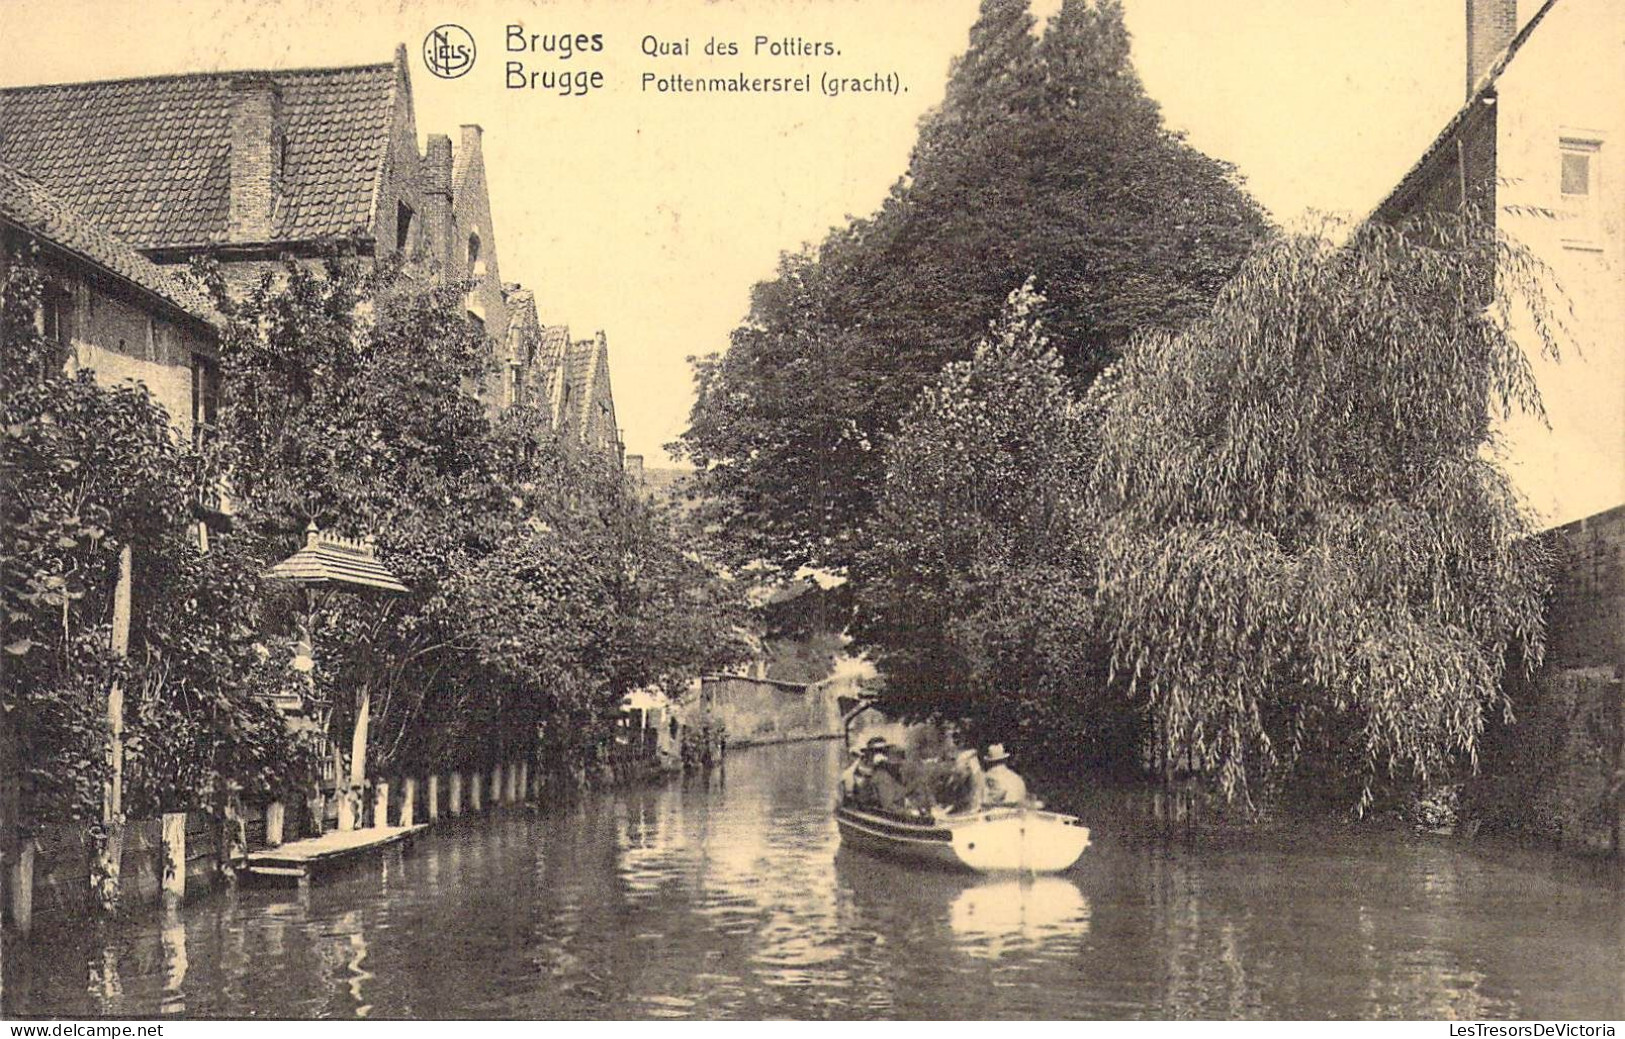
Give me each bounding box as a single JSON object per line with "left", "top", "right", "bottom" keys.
{"left": 243, "top": 825, "right": 428, "bottom": 883}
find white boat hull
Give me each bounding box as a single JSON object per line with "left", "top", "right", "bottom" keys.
{"left": 836, "top": 804, "right": 1090, "bottom": 874}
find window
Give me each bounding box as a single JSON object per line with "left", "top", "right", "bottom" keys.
{"left": 192, "top": 352, "right": 221, "bottom": 446}
{"left": 1561, "top": 150, "right": 1591, "bottom": 196}
{"left": 1560, "top": 137, "right": 1602, "bottom": 248}
{"left": 396, "top": 202, "right": 415, "bottom": 256}
{"left": 465, "top": 232, "right": 485, "bottom": 317}
{"left": 507, "top": 362, "right": 523, "bottom": 407}
{"left": 40, "top": 281, "right": 73, "bottom": 363}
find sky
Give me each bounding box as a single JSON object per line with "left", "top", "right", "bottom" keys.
{"left": 0, "top": 0, "right": 1480, "bottom": 464}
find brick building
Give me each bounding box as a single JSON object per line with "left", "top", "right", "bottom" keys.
{"left": 0, "top": 48, "right": 528, "bottom": 416}
{"left": 0, "top": 46, "right": 626, "bottom": 456}
{"left": 1375, "top": 0, "right": 1624, "bottom": 852}
{"left": 506, "top": 315, "right": 625, "bottom": 466}
{"left": 1376, "top": 0, "right": 1624, "bottom": 531}
{"left": 0, "top": 161, "right": 221, "bottom": 446}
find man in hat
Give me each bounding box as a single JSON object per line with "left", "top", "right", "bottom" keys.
{"left": 840, "top": 736, "right": 889, "bottom": 806}
{"left": 837, "top": 746, "right": 865, "bottom": 805}
{"left": 853, "top": 741, "right": 910, "bottom": 815}
{"left": 981, "top": 744, "right": 1028, "bottom": 807}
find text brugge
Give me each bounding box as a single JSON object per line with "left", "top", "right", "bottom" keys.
{"left": 506, "top": 26, "right": 606, "bottom": 97}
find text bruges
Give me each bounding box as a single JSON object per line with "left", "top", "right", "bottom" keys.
{"left": 506, "top": 26, "right": 606, "bottom": 97}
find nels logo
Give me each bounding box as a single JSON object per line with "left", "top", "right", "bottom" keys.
{"left": 424, "top": 24, "right": 476, "bottom": 80}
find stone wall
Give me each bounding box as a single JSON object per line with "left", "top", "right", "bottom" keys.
{"left": 45, "top": 260, "right": 215, "bottom": 439}
{"left": 1474, "top": 506, "right": 1625, "bottom": 854}
{"left": 20, "top": 813, "right": 224, "bottom": 921}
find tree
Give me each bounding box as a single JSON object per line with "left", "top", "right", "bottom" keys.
{"left": 1092, "top": 216, "right": 1565, "bottom": 809}
{"left": 676, "top": 0, "right": 1266, "bottom": 577}
{"left": 852, "top": 281, "right": 1127, "bottom": 771}
{"left": 207, "top": 251, "right": 511, "bottom": 786}
{"left": 210, "top": 253, "right": 750, "bottom": 782}
{"left": 1, "top": 245, "right": 313, "bottom": 840}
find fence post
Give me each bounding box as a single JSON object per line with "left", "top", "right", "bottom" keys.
{"left": 161, "top": 812, "right": 186, "bottom": 904}
{"left": 92, "top": 544, "right": 133, "bottom": 915}
{"left": 7, "top": 838, "right": 34, "bottom": 936}
{"left": 469, "top": 770, "right": 482, "bottom": 812}
{"left": 373, "top": 781, "right": 390, "bottom": 829}
{"left": 491, "top": 764, "right": 503, "bottom": 808}
{"left": 265, "top": 802, "right": 285, "bottom": 847}
{"left": 402, "top": 777, "right": 417, "bottom": 828}
{"left": 427, "top": 775, "right": 440, "bottom": 821}
{"left": 519, "top": 762, "right": 530, "bottom": 803}
{"left": 449, "top": 772, "right": 464, "bottom": 816}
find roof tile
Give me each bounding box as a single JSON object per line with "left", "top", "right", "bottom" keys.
{"left": 0, "top": 61, "right": 397, "bottom": 250}
{"left": 0, "top": 160, "right": 222, "bottom": 327}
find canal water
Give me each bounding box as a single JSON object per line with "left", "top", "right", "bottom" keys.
{"left": 5, "top": 741, "right": 1622, "bottom": 1019}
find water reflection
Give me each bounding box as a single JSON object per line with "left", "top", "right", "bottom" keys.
{"left": 4, "top": 741, "right": 1622, "bottom": 1020}
{"left": 948, "top": 877, "right": 1090, "bottom": 960}
{"left": 159, "top": 906, "right": 187, "bottom": 1015}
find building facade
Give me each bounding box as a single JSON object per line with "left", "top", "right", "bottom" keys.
{"left": 507, "top": 317, "right": 626, "bottom": 466}
{"left": 0, "top": 48, "right": 519, "bottom": 413}
{"left": 1376, "top": 0, "right": 1624, "bottom": 531}
{"left": 0, "top": 161, "right": 221, "bottom": 444}
{"left": 1377, "top": 0, "right": 1624, "bottom": 853}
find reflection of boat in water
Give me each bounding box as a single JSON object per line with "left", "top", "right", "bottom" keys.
{"left": 834, "top": 849, "right": 1091, "bottom": 962}
{"left": 835, "top": 803, "right": 1090, "bottom": 873}
{"left": 948, "top": 875, "right": 1091, "bottom": 957}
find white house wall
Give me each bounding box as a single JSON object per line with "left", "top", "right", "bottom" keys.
{"left": 1494, "top": 0, "right": 1625, "bottom": 528}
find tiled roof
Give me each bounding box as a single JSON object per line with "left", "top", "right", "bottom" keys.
{"left": 503, "top": 288, "right": 537, "bottom": 358}
{"left": 535, "top": 324, "right": 572, "bottom": 427}
{"left": 0, "top": 59, "right": 399, "bottom": 250}
{"left": 262, "top": 527, "right": 408, "bottom": 594}
{"left": 538, "top": 325, "right": 571, "bottom": 356}
{"left": 565, "top": 336, "right": 601, "bottom": 439}
{"left": 0, "top": 161, "right": 221, "bottom": 327}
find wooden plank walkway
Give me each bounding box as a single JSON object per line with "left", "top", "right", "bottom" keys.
{"left": 243, "top": 825, "right": 428, "bottom": 883}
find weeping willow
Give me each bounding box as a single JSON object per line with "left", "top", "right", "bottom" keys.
{"left": 1093, "top": 215, "right": 1570, "bottom": 810}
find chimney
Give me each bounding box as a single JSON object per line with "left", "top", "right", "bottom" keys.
{"left": 228, "top": 76, "right": 283, "bottom": 243}
{"left": 1465, "top": 0, "right": 1518, "bottom": 99}
{"left": 460, "top": 123, "right": 483, "bottom": 158}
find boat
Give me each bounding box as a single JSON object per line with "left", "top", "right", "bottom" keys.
{"left": 835, "top": 802, "right": 1090, "bottom": 874}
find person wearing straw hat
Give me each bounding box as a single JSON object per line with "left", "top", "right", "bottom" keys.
{"left": 981, "top": 743, "right": 1028, "bottom": 807}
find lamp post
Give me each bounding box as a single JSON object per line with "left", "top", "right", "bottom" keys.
{"left": 264, "top": 523, "right": 408, "bottom": 831}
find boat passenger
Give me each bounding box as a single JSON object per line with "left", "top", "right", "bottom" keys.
{"left": 842, "top": 736, "right": 888, "bottom": 806}
{"left": 937, "top": 749, "right": 985, "bottom": 815}
{"left": 837, "top": 747, "right": 864, "bottom": 804}
{"left": 865, "top": 748, "right": 910, "bottom": 815}
{"left": 981, "top": 743, "right": 1028, "bottom": 807}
